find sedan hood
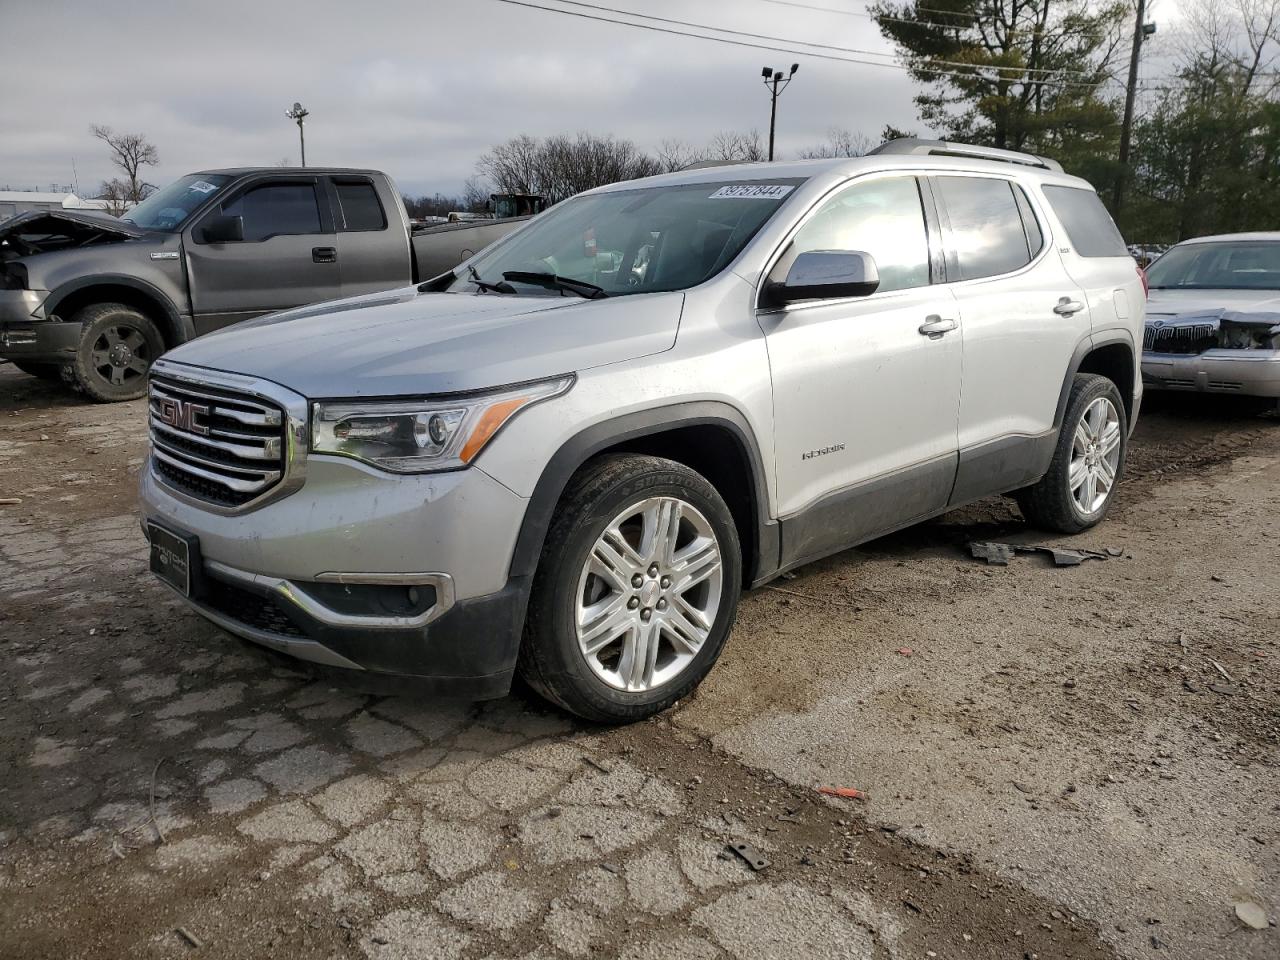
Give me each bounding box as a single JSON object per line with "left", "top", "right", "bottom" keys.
{"left": 1146, "top": 288, "right": 1280, "bottom": 316}
{"left": 165, "top": 286, "right": 684, "bottom": 398}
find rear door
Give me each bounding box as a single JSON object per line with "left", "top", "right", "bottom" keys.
{"left": 327, "top": 176, "right": 413, "bottom": 298}
{"left": 932, "top": 173, "right": 1091, "bottom": 503}
{"left": 184, "top": 175, "right": 340, "bottom": 333}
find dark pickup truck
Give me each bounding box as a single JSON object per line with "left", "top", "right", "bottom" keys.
{"left": 0, "top": 167, "right": 531, "bottom": 400}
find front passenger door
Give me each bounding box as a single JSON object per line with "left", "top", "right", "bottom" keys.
{"left": 760, "top": 175, "right": 962, "bottom": 567}
{"left": 185, "top": 177, "right": 341, "bottom": 333}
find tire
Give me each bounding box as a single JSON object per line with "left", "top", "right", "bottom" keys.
{"left": 1016, "top": 373, "right": 1128, "bottom": 534}
{"left": 11, "top": 360, "right": 65, "bottom": 381}
{"left": 69, "top": 303, "right": 164, "bottom": 402}
{"left": 519, "top": 453, "right": 742, "bottom": 723}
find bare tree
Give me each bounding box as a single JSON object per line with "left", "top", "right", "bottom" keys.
{"left": 462, "top": 175, "right": 491, "bottom": 212}
{"left": 91, "top": 125, "right": 159, "bottom": 207}
{"left": 656, "top": 138, "right": 708, "bottom": 172}
{"left": 95, "top": 178, "right": 133, "bottom": 217}
{"left": 798, "top": 128, "right": 875, "bottom": 159}
{"left": 477, "top": 132, "right": 661, "bottom": 203}
{"left": 705, "top": 130, "right": 766, "bottom": 162}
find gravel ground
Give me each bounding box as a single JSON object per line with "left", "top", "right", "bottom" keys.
{"left": 0, "top": 364, "right": 1276, "bottom": 960}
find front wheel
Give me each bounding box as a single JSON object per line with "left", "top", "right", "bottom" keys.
{"left": 519, "top": 454, "right": 742, "bottom": 723}
{"left": 69, "top": 303, "right": 164, "bottom": 402}
{"left": 1016, "top": 373, "right": 1128, "bottom": 533}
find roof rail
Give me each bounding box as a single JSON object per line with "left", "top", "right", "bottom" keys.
{"left": 868, "top": 137, "right": 1063, "bottom": 172}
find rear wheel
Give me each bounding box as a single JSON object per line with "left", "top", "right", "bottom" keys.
{"left": 69, "top": 303, "right": 164, "bottom": 402}
{"left": 11, "top": 360, "right": 65, "bottom": 381}
{"left": 1017, "top": 373, "right": 1127, "bottom": 533}
{"left": 519, "top": 454, "right": 742, "bottom": 723}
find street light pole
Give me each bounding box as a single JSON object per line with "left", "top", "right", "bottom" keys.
{"left": 285, "top": 102, "right": 310, "bottom": 167}
{"left": 761, "top": 64, "right": 799, "bottom": 162}
{"left": 1112, "top": 4, "right": 1156, "bottom": 215}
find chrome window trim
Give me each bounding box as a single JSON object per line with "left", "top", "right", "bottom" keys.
{"left": 148, "top": 357, "right": 308, "bottom": 515}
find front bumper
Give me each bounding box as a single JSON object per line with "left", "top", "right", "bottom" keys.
{"left": 1142, "top": 350, "right": 1280, "bottom": 398}
{"left": 0, "top": 289, "right": 79, "bottom": 361}
{"left": 139, "top": 452, "right": 532, "bottom": 697}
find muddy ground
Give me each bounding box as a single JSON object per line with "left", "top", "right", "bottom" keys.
{"left": 0, "top": 363, "right": 1275, "bottom": 960}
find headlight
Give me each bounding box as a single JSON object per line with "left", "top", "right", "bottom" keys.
{"left": 312, "top": 376, "right": 573, "bottom": 473}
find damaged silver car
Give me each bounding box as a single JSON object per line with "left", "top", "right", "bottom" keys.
{"left": 1142, "top": 232, "right": 1280, "bottom": 401}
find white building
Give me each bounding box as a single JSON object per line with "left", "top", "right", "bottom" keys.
{"left": 0, "top": 191, "right": 115, "bottom": 221}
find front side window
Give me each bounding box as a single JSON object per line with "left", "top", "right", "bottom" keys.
{"left": 1145, "top": 241, "right": 1280, "bottom": 290}
{"left": 334, "top": 180, "right": 386, "bottom": 232}
{"left": 770, "top": 176, "right": 930, "bottom": 294}
{"left": 124, "top": 174, "right": 231, "bottom": 231}
{"left": 220, "top": 182, "right": 322, "bottom": 241}
{"left": 936, "top": 176, "right": 1035, "bottom": 280}
{"left": 445, "top": 179, "right": 804, "bottom": 297}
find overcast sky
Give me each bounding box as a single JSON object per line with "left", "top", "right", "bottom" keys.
{"left": 2, "top": 0, "right": 1186, "bottom": 199}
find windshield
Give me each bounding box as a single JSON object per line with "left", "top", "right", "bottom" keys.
{"left": 445, "top": 179, "right": 805, "bottom": 297}
{"left": 1146, "top": 241, "right": 1280, "bottom": 291}
{"left": 123, "top": 174, "right": 231, "bottom": 231}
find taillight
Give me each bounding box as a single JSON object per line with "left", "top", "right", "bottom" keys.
{"left": 1137, "top": 264, "right": 1149, "bottom": 297}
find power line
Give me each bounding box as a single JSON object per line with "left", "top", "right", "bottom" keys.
{"left": 490, "top": 0, "right": 1105, "bottom": 83}
{"left": 758, "top": 0, "right": 1110, "bottom": 42}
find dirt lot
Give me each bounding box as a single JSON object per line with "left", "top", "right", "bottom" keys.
{"left": 0, "top": 363, "right": 1276, "bottom": 960}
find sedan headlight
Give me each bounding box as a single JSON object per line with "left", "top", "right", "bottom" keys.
{"left": 312, "top": 376, "right": 573, "bottom": 473}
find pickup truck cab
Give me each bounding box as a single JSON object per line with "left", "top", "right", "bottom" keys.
{"left": 138, "top": 139, "right": 1144, "bottom": 722}
{"left": 0, "top": 167, "right": 530, "bottom": 401}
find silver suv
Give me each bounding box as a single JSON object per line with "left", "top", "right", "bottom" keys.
{"left": 139, "top": 139, "right": 1145, "bottom": 722}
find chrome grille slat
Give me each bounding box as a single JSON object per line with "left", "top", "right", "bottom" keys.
{"left": 148, "top": 373, "right": 292, "bottom": 508}
{"left": 149, "top": 417, "right": 281, "bottom": 461}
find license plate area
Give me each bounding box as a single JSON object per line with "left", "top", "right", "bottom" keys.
{"left": 148, "top": 522, "right": 199, "bottom": 597}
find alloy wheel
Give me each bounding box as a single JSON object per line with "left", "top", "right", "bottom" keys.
{"left": 90, "top": 323, "right": 152, "bottom": 387}
{"left": 575, "top": 496, "right": 724, "bottom": 692}
{"left": 1069, "top": 396, "right": 1121, "bottom": 514}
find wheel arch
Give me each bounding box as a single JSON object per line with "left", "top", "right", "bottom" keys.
{"left": 1056, "top": 333, "right": 1136, "bottom": 427}
{"left": 508, "top": 403, "right": 779, "bottom": 588}
{"left": 45, "top": 276, "right": 189, "bottom": 349}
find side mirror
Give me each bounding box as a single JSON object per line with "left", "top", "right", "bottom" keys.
{"left": 768, "top": 249, "right": 879, "bottom": 304}
{"left": 202, "top": 214, "right": 244, "bottom": 243}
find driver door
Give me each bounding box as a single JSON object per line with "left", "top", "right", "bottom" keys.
{"left": 761, "top": 174, "right": 963, "bottom": 566}
{"left": 184, "top": 176, "right": 341, "bottom": 333}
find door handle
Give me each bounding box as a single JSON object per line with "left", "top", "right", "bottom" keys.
{"left": 1053, "top": 297, "right": 1085, "bottom": 316}
{"left": 918, "top": 315, "right": 958, "bottom": 339}
{"left": 312, "top": 246, "right": 337, "bottom": 263}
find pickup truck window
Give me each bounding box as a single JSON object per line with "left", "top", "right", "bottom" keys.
{"left": 122, "top": 174, "right": 231, "bottom": 231}
{"left": 220, "top": 183, "right": 323, "bottom": 242}
{"left": 334, "top": 180, "right": 387, "bottom": 232}
{"left": 448, "top": 178, "right": 805, "bottom": 298}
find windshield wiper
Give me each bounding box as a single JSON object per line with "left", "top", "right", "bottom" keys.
{"left": 467, "top": 264, "right": 515, "bottom": 294}
{"left": 502, "top": 271, "right": 608, "bottom": 299}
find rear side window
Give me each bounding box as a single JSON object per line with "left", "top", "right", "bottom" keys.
{"left": 222, "top": 182, "right": 322, "bottom": 241}
{"left": 936, "top": 176, "right": 1034, "bottom": 280}
{"left": 335, "top": 180, "right": 386, "bottom": 232}
{"left": 1042, "top": 185, "right": 1127, "bottom": 257}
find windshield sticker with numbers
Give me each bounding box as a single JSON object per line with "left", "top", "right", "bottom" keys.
{"left": 708, "top": 184, "right": 795, "bottom": 200}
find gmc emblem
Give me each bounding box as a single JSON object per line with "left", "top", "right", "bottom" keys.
{"left": 158, "top": 397, "right": 210, "bottom": 436}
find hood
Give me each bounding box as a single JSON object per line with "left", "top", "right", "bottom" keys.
{"left": 1145, "top": 288, "right": 1280, "bottom": 316}
{"left": 0, "top": 209, "right": 147, "bottom": 257}
{"left": 165, "top": 286, "right": 684, "bottom": 398}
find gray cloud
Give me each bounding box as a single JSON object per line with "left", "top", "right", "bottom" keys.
{"left": 1, "top": 0, "right": 922, "bottom": 197}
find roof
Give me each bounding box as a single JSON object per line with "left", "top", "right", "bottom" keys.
{"left": 1174, "top": 232, "right": 1280, "bottom": 245}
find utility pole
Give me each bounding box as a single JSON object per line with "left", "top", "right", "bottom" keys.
{"left": 1113, "top": 2, "right": 1156, "bottom": 214}
{"left": 285, "top": 102, "right": 310, "bottom": 167}
{"left": 761, "top": 64, "right": 799, "bottom": 161}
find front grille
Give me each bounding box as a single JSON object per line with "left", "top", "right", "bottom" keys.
{"left": 1144, "top": 322, "right": 1218, "bottom": 354}
{"left": 203, "top": 576, "right": 308, "bottom": 638}
{"left": 149, "top": 377, "right": 286, "bottom": 507}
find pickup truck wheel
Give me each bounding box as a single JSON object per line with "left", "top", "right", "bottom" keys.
{"left": 519, "top": 453, "right": 742, "bottom": 723}
{"left": 11, "top": 361, "right": 65, "bottom": 381}
{"left": 69, "top": 303, "right": 164, "bottom": 402}
{"left": 1016, "top": 374, "right": 1128, "bottom": 534}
